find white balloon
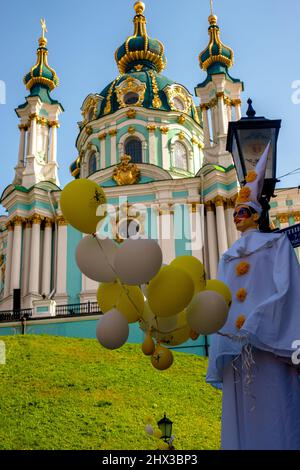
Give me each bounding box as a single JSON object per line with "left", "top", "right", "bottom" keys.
{"left": 114, "top": 239, "right": 162, "bottom": 285}
{"left": 76, "top": 235, "right": 117, "bottom": 282}
{"left": 186, "top": 290, "right": 229, "bottom": 335}
{"left": 96, "top": 308, "right": 129, "bottom": 350}
{"left": 145, "top": 425, "right": 154, "bottom": 436}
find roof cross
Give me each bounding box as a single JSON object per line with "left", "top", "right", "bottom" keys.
{"left": 40, "top": 18, "right": 47, "bottom": 39}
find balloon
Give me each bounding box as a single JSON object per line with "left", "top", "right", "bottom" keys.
{"left": 147, "top": 266, "right": 194, "bottom": 318}
{"left": 141, "top": 302, "right": 178, "bottom": 333}
{"left": 186, "top": 290, "right": 229, "bottom": 335}
{"left": 153, "top": 429, "right": 162, "bottom": 439}
{"left": 60, "top": 179, "right": 106, "bottom": 234}
{"left": 114, "top": 239, "right": 162, "bottom": 285}
{"left": 160, "top": 325, "right": 191, "bottom": 346}
{"left": 142, "top": 332, "right": 156, "bottom": 356}
{"left": 141, "top": 283, "right": 149, "bottom": 299}
{"left": 97, "top": 282, "right": 144, "bottom": 323}
{"left": 142, "top": 301, "right": 155, "bottom": 323}
{"left": 151, "top": 345, "right": 174, "bottom": 370}
{"left": 145, "top": 425, "right": 154, "bottom": 436}
{"left": 205, "top": 279, "right": 232, "bottom": 307}
{"left": 76, "top": 235, "right": 117, "bottom": 282}
{"left": 171, "top": 256, "right": 206, "bottom": 294}
{"left": 96, "top": 308, "right": 129, "bottom": 350}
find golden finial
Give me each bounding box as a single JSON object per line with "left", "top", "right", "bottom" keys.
{"left": 134, "top": 1, "right": 145, "bottom": 15}
{"left": 40, "top": 18, "right": 47, "bottom": 39}
{"left": 208, "top": 0, "right": 217, "bottom": 24}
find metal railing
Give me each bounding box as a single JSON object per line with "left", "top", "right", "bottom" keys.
{"left": 0, "top": 308, "right": 33, "bottom": 323}
{"left": 55, "top": 302, "right": 101, "bottom": 317}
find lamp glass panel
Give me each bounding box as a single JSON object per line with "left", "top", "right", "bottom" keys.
{"left": 231, "top": 135, "right": 245, "bottom": 183}
{"left": 236, "top": 128, "right": 276, "bottom": 179}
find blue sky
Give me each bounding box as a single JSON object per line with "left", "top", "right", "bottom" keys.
{"left": 0, "top": 0, "right": 299, "bottom": 207}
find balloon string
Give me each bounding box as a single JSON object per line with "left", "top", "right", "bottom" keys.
{"left": 92, "top": 233, "right": 142, "bottom": 317}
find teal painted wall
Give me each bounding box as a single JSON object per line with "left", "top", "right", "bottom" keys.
{"left": 67, "top": 226, "right": 82, "bottom": 304}
{"left": 105, "top": 136, "right": 111, "bottom": 168}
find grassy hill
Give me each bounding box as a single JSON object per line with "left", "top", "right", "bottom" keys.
{"left": 0, "top": 335, "right": 221, "bottom": 450}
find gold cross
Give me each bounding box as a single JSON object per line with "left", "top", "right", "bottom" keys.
{"left": 40, "top": 18, "right": 47, "bottom": 38}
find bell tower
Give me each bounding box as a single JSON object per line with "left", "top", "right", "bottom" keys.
{"left": 14, "top": 19, "right": 63, "bottom": 188}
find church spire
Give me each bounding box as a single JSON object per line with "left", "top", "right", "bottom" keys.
{"left": 23, "top": 19, "right": 59, "bottom": 100}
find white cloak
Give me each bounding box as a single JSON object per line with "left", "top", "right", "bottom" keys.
{"left": 206, "top": 229, "right": 300, "bottom": 450}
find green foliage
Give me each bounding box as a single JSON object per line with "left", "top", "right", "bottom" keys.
{"left": 0, "top": 335, "right": 221, "bottom": 450}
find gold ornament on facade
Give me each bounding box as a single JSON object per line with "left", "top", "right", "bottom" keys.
{"left": 204, "top": 201, "right": 214, "bottom": 212}
{"left": 128, "top": 126, "right": 136, "bottom": 135}
{"left": 85, "top": 126, "right": 93, "bottom": 135}
{"left": 56, "top": 216, "right": 67, "bottom": 226}
{"left": 82, "top": 96, "right": 98, "bottom": 123}
{"left": 113, "top": 154, "right": 141, "bottom": 186}
{"left": 98, "top": 132, "right": 107, "bottom": 141}
{"left": 178, "top": 115, "right": 186, "bottom": 124}
{"left": 178, "top": 131, "right": 185, "bottom": 141}
{"left": 44, "top": 218, "right": 53, "bottom": 228}
{"left": 126, "top": 108, "right": 137, "bottom": 119}
{"left": 134, "top": 64, "right": 143, "bottom": 72}
{"left": 18, "top": 124, "right": 28, "bottom": 131}
{"left": 191, "top": 136, "right": 199, "bottom": 145}
{"left": 49, "top": 120, "right": 60, "bottom": 128}
{"left": 160, "top": 126, "right": 169, "bottom": 134}
{"left": 109, "top": 129, "right": 118, "bottom": 137}
{"left": 115, "top": 76, "right": 146, "bottom": 109}
{"left": 149, "top": 70, "right": 162, "bottom": 109}
{"left": 164, "top": 85, "right": 191, "bottom": 114}
{"left": 30, "top": 214, "right": 43, "bottom": 225}
{"left": 103, "top": 76, "right": 120, "bottom": 115}
{"left": 147, "top": 124, "right": 156, "bottom": 132}
{"left": 5, "top": 222, "right": 14, "bottom": 232}
{"left": 25, "top": 219, "right": 32, "bottom": 228}
{"left": 214, "top": 196, "right": 225, "bottom": 207}
{"left": 294, "top": 212, "right": 300, "bottom": 222}
{"left": 278, "top": 214, "right": 289, "bottom": 224}
{"left": 12, "top": 216, "right": 24, "bottom": 226}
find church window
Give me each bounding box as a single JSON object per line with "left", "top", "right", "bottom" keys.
{"left": 174, "top": 141, "right": 188, "bottom": 171}
{"left": 88, "top": 152, "right": 97, "bottom": 175}
{"left": 125, "top": 137, "right": 142, "bottom": 163}
{"left": 124, "top": 92, "right": 139, "bottom": 105}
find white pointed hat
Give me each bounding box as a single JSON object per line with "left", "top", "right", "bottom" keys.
{"left": 235, "top": 141, "right": 271, "bottom": 215}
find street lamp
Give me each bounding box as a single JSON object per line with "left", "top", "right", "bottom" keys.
{"left": 157, "top": 413, "right": 173, "bottom": 444}
{"left": 226, "top": 98, "right": 281, "bottom": 231}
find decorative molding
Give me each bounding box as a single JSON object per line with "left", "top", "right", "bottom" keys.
{"left": 12, "top": 216, "right": 23, "bottom": 226}
{"left": 109, "top": 129, "right": 117, "bottom": 137}
{"left": 278, "top": 214, "right": 289, "bottom": 224}
{"left": 160, "top": 126, "right": 169, "bottom": 134}
{"left": 147, "top": 124, "right": 156, "bottom": 132}
{"left": 56, "top": 216, "right": 67, "bottom": 226}
{"left": 113, "top": 154, "right": 140, "bottom": 186}
{"left": 44, "top": 217, "right": 53, "bottom": 228}
{"left": 126, "top": 108, "right": 137, "bottom": 119}
{"left": 30, "top": 214, "right": 43, "bottom": 225}
{"left": 178, "top": 114, "right": 186, "bottom": 125}
{"left": 98, "top": 132, "right": 107, "bottom": 141}
{"left": 128, "top": 126, "right": 136, "bottom": 135}
{"left": 213, "top": 196, "right": 226, "bottom": 207}
{"left": 204, "top": 201, "right": 214, "bottom": 212}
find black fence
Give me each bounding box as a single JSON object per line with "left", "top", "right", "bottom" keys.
{"left": 0, "top": 302, "right": 101, "bottom": 323}
{"left": 0, "top": 308, "right": 33, "bottom": 323}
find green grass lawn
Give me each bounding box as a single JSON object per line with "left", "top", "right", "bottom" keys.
{"left": 0, "top": 335, "right": 221, "bottom": 450}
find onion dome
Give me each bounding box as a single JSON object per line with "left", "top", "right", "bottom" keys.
{"left": 23, "top": 19, "right": 59, "bottom": 95}
{"left": 115, "top": 2, "right": 166, "bottom": 74}
{"left": 199, "top": 14, "right": 234, "bottom": 75}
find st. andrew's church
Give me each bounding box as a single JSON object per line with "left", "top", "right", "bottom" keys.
{"left": 0, "top": 2, "right": 298, "bottom": 334}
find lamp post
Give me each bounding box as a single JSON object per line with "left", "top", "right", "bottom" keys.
{"left": 226, "top": 98, "right": 281, "bottom": 231}
{"left": 157, "top": 413, "right": 173, "bottom": 447}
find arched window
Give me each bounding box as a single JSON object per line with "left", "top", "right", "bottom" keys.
{"left": 174, "top": 141, "right": 188, "bottom": 171}
{"left": 125, "top": 137, "right": 142, "bottom": 163}
{"left": 88, "top": 152, "right": 97, "bottom": 175}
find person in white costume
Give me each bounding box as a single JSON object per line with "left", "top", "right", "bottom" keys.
{"left": 206, "top": 143, "right": 300, "bottom": 450}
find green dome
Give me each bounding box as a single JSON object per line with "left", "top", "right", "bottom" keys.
{"left": 115, "top": 2, "right": 166, "bottom": 74}
{"left": 97, "top": 70, "right": 199, "bottom": 123}
{"left": 24, "top": 36, "right": 59, "bottom": 93}
{"left": 199, "top": 15, "right": 234, "bottom": 74}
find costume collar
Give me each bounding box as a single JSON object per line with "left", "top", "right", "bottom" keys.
{"left": 223, "top": 230, "right": 282, "bottom": 261}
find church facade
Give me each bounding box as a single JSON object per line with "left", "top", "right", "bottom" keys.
{"left": 0, "top": 2, "right": 299, "bottom": 318}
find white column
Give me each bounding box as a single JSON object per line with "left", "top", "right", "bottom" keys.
{"left": 109, "top": 130, "right": 117, "bottom": 166}
{"left": 29, "top": 114, "right": 37, "bottom": 155}
{"left": 160, "top": 128, "right": 169, "bottom": 170}
{"left": 3, "top": 223, "right": 14, "bottom": 298}
{"left": 56, "top": 217, "right": 68, "bottom": 296}
{"left": 214, "top": 197, "right": 229, "bottom": 258}
{"left": 235, "top": 102, "right": 242, "bottom": 121}
{"left": 99, "top": 134, "right": 106, "bottom": 169}
{"left": 211, "top": 106, "right": 219, "bottom": 143}
{"left": 217, "top": 94, "right": 227, "bottom": 135}
{"left": 21, "top": 220, "right": 32, "bottom": 296}
{"left": 18, "top": 126, "right": 26, "bottom": 165}
{"left": 50, "top": 123, "right": 58, "bottom": 163}
{"left": 159, "top": 206, "right": 175, "bottom": 264}
{"left": 41, "top": 218, "right": 53, "bottom": 296}
{"left": 117, "top": 143, "right": 123, "bottom": 164}
{"left": 205, "top": 202, "right": 219, "bottom": 279}
{"left": 188, "top": 204, "right": 204, "bottom": 262}
{"left": 201, "top": 106, "right": 211, "bottom": 147}
{"left": 227, "top": 104, "right": 232, "bottom": 123}
{"left": 148, "top": 127, "right": 157, "bottom": 165}
{"left": 10, "top": 218, "right": 23, "bottom": 292}
{"left": 142, "top": 141, "right": 147, "bottom": 163}
{"left": 28, "top": 215, "right": 42, "bottom": 294}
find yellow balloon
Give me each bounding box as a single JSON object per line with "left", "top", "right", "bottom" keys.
{"left": 160, "top": 325, "right": 191, "bottom": 346}
{"left": 151, "top": 345, "right": 174, "bottom": 370}
{"left": 148, "top": 266, "right": 194, "bottom": 318}
{"left": 97, "top": 282, "right": 144, "bottom": 323}
{"left": 153, "top": 429, "right": 162, "bottom": 439}
{"left": 60, "top": 179, "right": 106, "bottom": 234}
{"left": 171, "top": 256, "right": 206, "bottom": 294}
{"left": 142, "top": 332, "right": 156, "bottom": 356}
{"left": 158, "top": 441, "right": 170, "bottom": 450}
{"left": 205, "top": 279, "right": 232, "bottom": 307}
